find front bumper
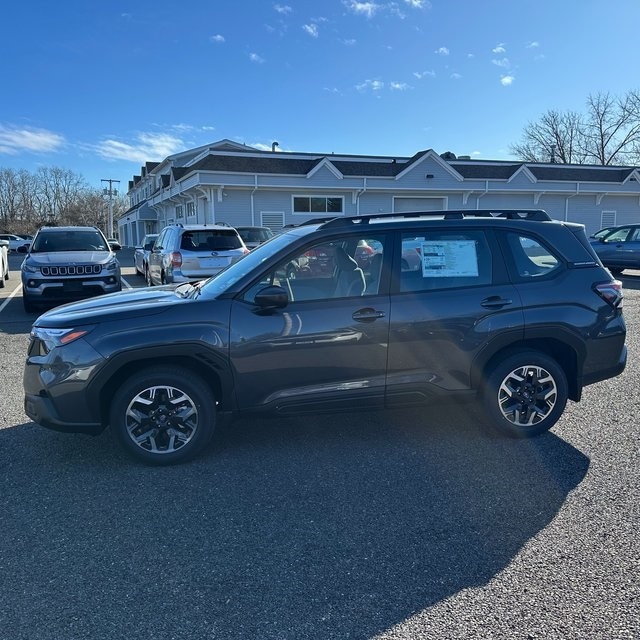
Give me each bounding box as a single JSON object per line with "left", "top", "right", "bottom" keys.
{"left": 24, "top": 393, "right": 103, "bottom": 435}
{"left": 22, "top": 274, "right": 121, "bottom": 303}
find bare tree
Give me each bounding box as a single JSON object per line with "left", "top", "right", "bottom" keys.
{"left": 581, "top": 91, "right": 640, "bottom": 165}
{"left": 511, "top": 90, "right": 640, "bottom": 165}
{"left": 0, "top": 166, "right": 109, "bottom": 232}
{"left": 510, "top": 110, "right": 588, "bottom": 164}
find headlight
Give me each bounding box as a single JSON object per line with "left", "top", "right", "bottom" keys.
{"left": 22, "top": 261, "right": 39, "bottom": 273}
{"left": 106, "top": 259, "right": 118, "bottom": 271}
{"left": 30, "top": 325, "right": 95, "bottom": 352}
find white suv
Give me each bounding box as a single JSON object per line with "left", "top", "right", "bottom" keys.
{"left": 147, "top": 224, "right": 249, "bottom": 286}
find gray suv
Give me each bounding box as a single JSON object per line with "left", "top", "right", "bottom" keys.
{"left": 147, "top": 224, "right": 248, "bottom": 285}
{"left": 24, "top": 209, "right": 627, "bottom": 465}
{"left": 21, "top": 226, "right": 121, "bottom": 312}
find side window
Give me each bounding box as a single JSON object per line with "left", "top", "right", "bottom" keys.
{"left": 243, "top": 235, "right": 387, "bottom": 303}
{"left": 603, "top": 227, "right": 630, "bottom": 243}
{"left": 629, "top": 228, "right": 640, "bottom": 242}
{"left": 154, "top": 230, "right": 167, "bottom": 249}
{"left": 399, "top": 230, "right": 492, "bottom": 292}
{"left": 506, "top": 234, "right": 560, "bottom": 279}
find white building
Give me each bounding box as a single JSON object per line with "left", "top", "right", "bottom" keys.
{"left": 119, "top": 139, "right": 640, "bottom": 246}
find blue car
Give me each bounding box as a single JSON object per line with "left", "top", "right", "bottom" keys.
{"left": 590, "top": 224, "right": 640, "bottom": 275}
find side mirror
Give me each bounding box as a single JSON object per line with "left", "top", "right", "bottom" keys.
{"left": 144, "top": 243, "right": 155, "bottom": 251}
{"left": 254, "top": 285, "right": 289, "bottom": 310}
{"left": 109, "top": 242, "right": 121, "bottom": 251}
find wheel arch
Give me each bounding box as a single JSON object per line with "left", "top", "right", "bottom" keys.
{"left": 472, "top": 338, "right": 581, "bottom": 401}
{"left": 91, "top": 351, "right": 233, "bottom": 428}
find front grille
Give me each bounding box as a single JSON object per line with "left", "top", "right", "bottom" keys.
{"left": 41, "top": 264, "right": 102, "bottom": 276}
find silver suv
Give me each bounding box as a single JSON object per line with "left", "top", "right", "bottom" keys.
{"left": 21, "top": 226, "right": 122, "bottom": 312}
{"left": 147, "top": 224, "right": 249, "bottom": 285}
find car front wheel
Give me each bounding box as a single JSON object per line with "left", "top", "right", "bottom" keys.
{"left": 110, "top": 367, "right": 216, "bottom": 465}
{"left": 481, "top": 350, "right": 568, "bottom": 438}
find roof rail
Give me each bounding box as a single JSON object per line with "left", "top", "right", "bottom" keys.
{"left": 316, "top": 209, "right": 552, "bottom": 229}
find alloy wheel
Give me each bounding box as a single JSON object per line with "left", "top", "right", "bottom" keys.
{"left": 124, "top": 384, "right": 199, "bottom": 455}
{"left": 497, "top": 364, "right": 558, "bottom": 427}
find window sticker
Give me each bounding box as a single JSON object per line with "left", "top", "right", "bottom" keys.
{"left": 420, "top": 240, "right": 479, "bottom": 277}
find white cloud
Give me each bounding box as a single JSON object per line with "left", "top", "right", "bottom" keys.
{"left": 96, "top": 133, "right": 184, "bottom": 163}
{"left": 413, "top": 70, "right": 436, "bottom": 79}
{"left": 467, "top": 53, "right": 475, "bottom": 58}
{"left": 343, "top": 1, "right": 380, "bottom": 19}
{"left": 209, "top": 34, "right": 225, "bottom": 43}
{"left": 249, "top": 52, "right": 265, "bottom": 64}
{"left": 0, "top": 124, "right": 65, "bottom": 155}
{"left": 303, "top": 23, "right": 319, "bottom": 37}
{"left": 472, "top": 151, "right": 481, "bottom": 156}
{"left": 435, "top": 46, "right": 449, "bottom": 55}
{"left": 343, "top": 38, "right": 357, "bottom": 45}
{"left": 356, "top": 79, "right": 384, "bottom": 91}
{"left": 492, "top": 43, "right": 506, "bottom": 53}
{"left": 492, "top": 57, "right": 510, "bottom": 68}
{"left": 450, "top": 73, "right": 462, "bottom": 80}
{"left": 274, "top": 4, "right": 292, "bottom": 14}
{"left": 390, "top": 82, "right": 411, "bottom": 90}
{"left": 500, "top": 75, "right": 514, "bottom": 86}
{"left": 404, "top": 0, "right": 430, "bottom": 7}
{"left": 526, "top": 41, "right": 539, "bottom": 48}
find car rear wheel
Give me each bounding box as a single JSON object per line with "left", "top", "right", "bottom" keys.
{"left": 481, "top": 350, "right": 568, "bottom": 438}
{"left": 110, "top": 367, "right": 216, "bottom": 465}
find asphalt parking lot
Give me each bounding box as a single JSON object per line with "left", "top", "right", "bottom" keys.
{"left": 0, "top": 249, "right": 638, "bottom": 639}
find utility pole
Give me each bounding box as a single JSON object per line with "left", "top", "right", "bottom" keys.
{"left": 101, "top": 178, "right": 120, "bottom": 238}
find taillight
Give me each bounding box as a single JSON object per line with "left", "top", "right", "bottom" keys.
{"left": 594, "top": 280, "right": 623, "bottom": 308}
{"left": 171, "top": 251, "right": 182, "bottom": 268}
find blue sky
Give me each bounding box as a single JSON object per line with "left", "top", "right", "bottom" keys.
{"left": 1, "top": 0, "right": 638, "bottom": 192}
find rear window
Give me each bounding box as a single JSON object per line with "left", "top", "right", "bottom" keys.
{"left": 180, "top": 230, "right": 243, "bottom": 251}
{"left": 238, "top": 228, "right": 273, "bottom": 244}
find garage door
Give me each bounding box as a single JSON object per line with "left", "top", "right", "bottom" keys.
{"left": 394, "top": 197, "right": 446, "bottom": 213}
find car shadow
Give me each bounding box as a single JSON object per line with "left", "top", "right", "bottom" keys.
{"left": 0, "top": 404, "right": 589, "bottom": 639}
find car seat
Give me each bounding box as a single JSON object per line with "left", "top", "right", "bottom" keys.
{"left": 365, "top": 252, "right": 384, "bottom": 294}
{"left": 333, "top": 247, "right": 366, "bottom": 297}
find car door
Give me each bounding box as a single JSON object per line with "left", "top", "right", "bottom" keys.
{"left": 228, "top": 232, "right": 391, "bottom": 412}
{"left": 386, "top": 227, "right": 524, "bottom": 403}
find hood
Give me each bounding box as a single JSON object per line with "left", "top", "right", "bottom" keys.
{"left": 28, "top": 250, "right": 114, "bottom": 264}
{"left": 35, "top": 285, "right": 184, "bottom": 328}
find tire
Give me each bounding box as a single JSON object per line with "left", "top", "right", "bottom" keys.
{"left": 481, "top": 350, "right": 568, "bottom": 438}
{"left": 110, "top": 366, "right": 216, "bottom": 465}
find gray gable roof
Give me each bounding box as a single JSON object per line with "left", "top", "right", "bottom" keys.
{"left": 132, "top": 139, "right": 640, "bottom": 190}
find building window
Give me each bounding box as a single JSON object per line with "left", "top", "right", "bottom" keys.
{"left": 187, "top": 202, "right": 195, "bottom": 218}
{"left": 176, "top": 205, "right": 184, "bottom": 219}
{"left": 293, "top": 196, "right": 343, "bottom": 214}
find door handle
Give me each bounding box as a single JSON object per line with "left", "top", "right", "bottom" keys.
{"left": 352, "top": 308, "right": 386, "bottom": 322}
{"left": 480, "top": 296, "right": 513, "bottom": 309}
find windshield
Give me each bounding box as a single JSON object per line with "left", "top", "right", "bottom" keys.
{"left": 30, "top": 230, "right": 109, "bottom": 252}
{"left": 195, "top": 226, "right": 316, "bottom": 297}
